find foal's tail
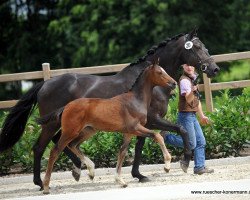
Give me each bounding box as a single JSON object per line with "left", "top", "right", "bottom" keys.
{"left": 36, "top": 107, "right": 64, "bottom": 125}
{"left": 0, "top": 82, "right": 44, "bottom": 152}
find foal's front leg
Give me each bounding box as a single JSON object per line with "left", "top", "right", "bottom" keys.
{"left": 153, "top": 133, "right": 172, "bottom": 172}
{"left": 134, "top": 124, "right": 172, "bottom": 173}
{"left": 115, "top": 134, "right": 133, "bottom": 187}
{"left": 132, "top": 116, "right": 192, "bottom": 182}
{"left": 43, "top": 135, "right": 73, "bottom": 194}
{"left": 147, "top": 115, "right": 192, "bottom": 171}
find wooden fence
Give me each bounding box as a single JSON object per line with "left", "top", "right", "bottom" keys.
{"left": 0, "top": 51, "right": 250, "bottom": 111}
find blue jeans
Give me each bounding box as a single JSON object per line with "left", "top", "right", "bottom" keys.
{"left": 164, "top": 112, "right": 206, "bottom": 172}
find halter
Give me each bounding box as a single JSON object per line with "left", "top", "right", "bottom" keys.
{"left": 184, "top": 35, "right": 214, "bottom": 72}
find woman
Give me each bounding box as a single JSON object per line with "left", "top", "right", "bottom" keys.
{"left": 161, "top": 64, "right": 214, "bottom": 175}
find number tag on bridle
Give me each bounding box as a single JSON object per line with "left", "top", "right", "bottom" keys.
{"left": 184, "top": 41, "right": 193, "bottom": 49}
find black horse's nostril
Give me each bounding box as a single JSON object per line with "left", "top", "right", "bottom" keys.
{"left": 213, "top": 67, "right": 220, "bottom": 74}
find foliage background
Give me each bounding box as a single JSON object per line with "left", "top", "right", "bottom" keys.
{"left": 0, "top": 0, "right": 250, "bottom": 100}
{"left": 0, "top": 0, "right": 249, "bottom": 174}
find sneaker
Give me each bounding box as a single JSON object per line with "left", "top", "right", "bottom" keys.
{"left": 194, "top": 167, "right": 214, "bottom": 175}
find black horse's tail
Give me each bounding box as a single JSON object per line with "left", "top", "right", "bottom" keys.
{"left": 36, "top": 107, "right": 64, "bottom": 125}
{"left": 0, "top": 82, "right": 44, "bottom": 152}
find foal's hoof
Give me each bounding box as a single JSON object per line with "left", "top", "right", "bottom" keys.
{"left": 43, "top": 188, "right": 50, "bottom": 195}
{"left": 164, "top": 167, "right": 170, "bottom": 173}
{"left": 115, "top": 176, "right": 128, "bottom": 187}
{"left": 88, "top": 174, "right": 95, "bottom": 180}
{"left": 43, "top": 191, "right": 50, "bottom": 195}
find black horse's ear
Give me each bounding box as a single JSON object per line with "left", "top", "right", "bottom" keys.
{"left": 187, "top": 27, "right": 198, "bottom": 40}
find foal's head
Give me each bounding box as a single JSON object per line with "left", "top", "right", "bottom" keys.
{"left": 146, "top": 60, "right": 177, "bottom": 90}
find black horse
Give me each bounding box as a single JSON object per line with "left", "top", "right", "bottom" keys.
{"left": 0, "top": 29, "right": 219, "bottom": 189}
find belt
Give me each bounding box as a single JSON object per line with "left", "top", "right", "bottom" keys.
{"left": 179, "top": 111, "right": 196, "bottom": 114}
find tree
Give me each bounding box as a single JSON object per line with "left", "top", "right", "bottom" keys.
{"left": 0, "top": 0, "right": 249, "bottom": 100}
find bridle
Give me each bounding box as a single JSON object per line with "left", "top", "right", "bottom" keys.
{"left": 184, "top": 35, "right": 214, "bottom": 72}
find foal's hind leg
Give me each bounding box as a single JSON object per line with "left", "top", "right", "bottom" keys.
{"left": 43, "top": 133, "right": 77, "bottom": 194}
{"left": 68, "top": 127, "right": 96, "bottom": 180}
{"left": 52, "top": 131, "right": 82, "bottom": 181}
{"left": 69, "top": 145, "right": 95, "bottom": 180}
{"left": 115, "top": 134, "right": 133, "bottom": 187}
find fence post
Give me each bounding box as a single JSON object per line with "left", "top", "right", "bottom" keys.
{"left": 42, "top": 63, "right": 51, "bottom": 80}
{"left": 203, "top": 73, "right": 213, "bottom": 112}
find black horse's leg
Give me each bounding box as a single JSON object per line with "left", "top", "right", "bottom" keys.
{"left": 51, "top": 132, "right": 82, "bottom": 181}
{"left": 131, "top": 136, "right": 150, "bottom": 182}
{"left": 33, "top": 125, "right": 57, "bottom": 190}
{"left": 149, "top": 116, "right": 192, "bottom": 170}
{"left": 33, "top": 126, "right": 82, "bottom": 190}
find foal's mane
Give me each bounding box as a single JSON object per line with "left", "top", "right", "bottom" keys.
{"left": 128, "top": 61, "right": 152, "bottom": 91}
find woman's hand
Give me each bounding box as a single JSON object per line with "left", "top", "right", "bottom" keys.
{"left": 192, "top": 85, "right": 198, "bottom": 92}
{"left": 200, "top": 115, "right": 210, "bottom": 125}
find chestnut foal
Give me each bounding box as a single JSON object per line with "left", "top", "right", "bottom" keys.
{"left": 38, "top": 61, "right": 176, "bottom": 194}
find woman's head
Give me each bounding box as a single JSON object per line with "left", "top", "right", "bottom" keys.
{"left": 182, "top": 64, "right": 195, "bottom": 76}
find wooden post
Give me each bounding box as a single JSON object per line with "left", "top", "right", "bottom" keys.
{"left": 203, "top": 73, "right": 213, "bottom": 112}
{"left": 42, "top": 63, "right": 51, "bottom": 80}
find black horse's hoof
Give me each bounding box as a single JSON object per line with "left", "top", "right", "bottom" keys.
{"left": 139, "top": 176, "right": 150, "bottom": 183}
{"left": 72, "top": 169, "right": 81, "bottom": 182}
{"left": 180, "top": 160, "right": 189, "bottom": 173}
{"left": 132, "top": 173, "right": 150, "bottom": 183}
{"left": 34, "top": 179, "right": 43, "bottom": 190}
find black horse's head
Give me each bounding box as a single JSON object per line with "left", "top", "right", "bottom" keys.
{"left": 180, "top": 28, "right": 220, "bottom": 78}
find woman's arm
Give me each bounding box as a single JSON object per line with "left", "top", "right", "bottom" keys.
{"left": 184, "top": 85, "right": 197, "bottom": 104}
{"left": 197, "top": 101, "right": 209, "bottom": 125}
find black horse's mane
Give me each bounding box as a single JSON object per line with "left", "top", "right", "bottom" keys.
{"left": 128, "top": 33, "right": 185, "bottom": 67}
{"left": 126, "top": 33, "right": 186, "bottom": 91}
